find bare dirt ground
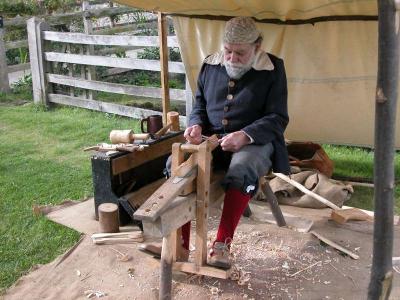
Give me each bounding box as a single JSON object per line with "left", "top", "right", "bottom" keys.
{"left": 3, "top": 199, "right": 400, "bottom": 300}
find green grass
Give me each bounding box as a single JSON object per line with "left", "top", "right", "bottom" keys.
{"left": 0, "top": 101, "right": 141, "bottom": 291}
{"left": 324, "top": 144, "right": 400, "bottom": 214}
{"left": 0, "top": 97, "right": 399, "bottom": 291}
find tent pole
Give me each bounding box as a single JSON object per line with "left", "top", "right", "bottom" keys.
{"left": 368, "top": 1, "right": 399, "bottom": 299}
{"left": 158, "top": 12, "right": 170, "bottom": 125}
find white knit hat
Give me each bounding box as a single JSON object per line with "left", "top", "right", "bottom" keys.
{"left": 223, "top": 16, "right": 261, "bottom": 44}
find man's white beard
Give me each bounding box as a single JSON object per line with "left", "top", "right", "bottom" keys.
{"left": 224, "top": 53, "right": 255, "bottom": 80}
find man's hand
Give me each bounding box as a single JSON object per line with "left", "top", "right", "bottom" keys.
{"left": 219, "top": 131, "right": 251, "bottom": 152}
{"left": 184, "top": 124, "right": 202, "bottom": 145}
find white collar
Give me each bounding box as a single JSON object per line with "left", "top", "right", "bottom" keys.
{"left": 203, "top": 50, "right": 274, "bottom": 71}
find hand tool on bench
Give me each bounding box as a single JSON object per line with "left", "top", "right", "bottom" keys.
{"left": 84, "top": 143, "right": 148, "bottom": 152}
{"left": 109, "top": 129, "right": 150, "bottom": 144}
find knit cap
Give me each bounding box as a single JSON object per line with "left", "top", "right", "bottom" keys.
{"left": 223, "top": 16, "right": 261, "bottom": 44}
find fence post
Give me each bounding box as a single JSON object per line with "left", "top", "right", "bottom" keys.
{"left": 0, "top": 16, "right": 11, "bottom": 93}
{"left": 27, "top": 17, "right": 49, "bottom": 105}
{"left": 82, "top": 1, "right": 96, "bottom": 100}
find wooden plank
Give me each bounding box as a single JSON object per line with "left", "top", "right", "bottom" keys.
{"left": 5, "top": 39, "right": 28, "bottom": 50}
{"left": 195, "top": 140, "right": 212, "bottom": 269}
{"left": 44, "top": 52, "right": 185, "bottom": 73}
{"left": 0, "top": 26, "right": 10, "bottom": 92}
{"left": 173, "top": 262, "right": 230, "bottom": 279}
{"left": 158, "top": 12, "right": 170, "bottom": 124}
{"left": 133, "top": 168, "right": 197, "bottom": 222}
{"left": 7, "top": 63, "right": 30, "bottom": 73}
{"left": 46, "top": 73, "right": 186, "bottom": 101}
{"left": 49, "top": 93, "right": 162, "bottom": 118}
{"left": 112, "top": 133, "right": 185, "bottom": 175}
{"left": 310, "top": 230, "right": 359, "bottom": 259}
{"left": 42, "top": 31, "right": 179, "bottom": 47}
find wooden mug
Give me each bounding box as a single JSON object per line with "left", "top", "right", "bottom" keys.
{"left": 141, "top": 115, "right": 163, "bottom": 135}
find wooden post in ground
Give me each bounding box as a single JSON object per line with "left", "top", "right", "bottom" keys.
{"left": 27, "top": 17, "right": 49, "bottom": 105}
{"left": 158, "top": 12, "right": 170, "bottom": 125}
{"left": 82, "top": 1, "right": 96, "bottom": 99}
{"left": 159, "top": 233, "right": 173, "bottom": 300}
{"left": 0, "top": 16, "right": 11, "bottom": 93}
{"left": 195, "top": 141, "right": 211, "bottom": 269}
{"left": 368, "top": 1, "right": 399, "bottom": 299}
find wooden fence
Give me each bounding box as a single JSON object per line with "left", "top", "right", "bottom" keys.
{"left": 0, "top": 1, "right": 158, "bottom": 93}
{"left": 27, "top": 16, "right": 191, "bottom": 124}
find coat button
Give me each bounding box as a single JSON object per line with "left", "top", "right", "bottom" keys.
{"left": 227, "top": 94, "right": 233, "bottom": 100}
{"left": 224, "top": 106, "right": 229, "bottom": 112}
{"left": 222, "top": 119, "right": 228, "bottom": 126}
{"left": 228, "top": 81, "right": 235, "bottom": 88}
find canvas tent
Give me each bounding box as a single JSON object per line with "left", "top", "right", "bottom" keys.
{"left": 117, "top": 0, "right": 399, "bottom": 148}
{"left": 115, "top": 1, "right": 397, "bottom": 299}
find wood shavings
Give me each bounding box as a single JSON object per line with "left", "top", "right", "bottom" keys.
{"left": 288, "top": 261, "right": 322, "bottom": 277}
{"left": 84, "top": 290, "right": 107, "bottom": 298}
{"left": 127, "top": 267, "right": 135, "bottom": 278}
{"left": 110, "top": 247, "right": 132, "bottom": 262}
{"left": 210, "top": 286, "right": 220, "bottom": 295}
{"left": 76, "top": 270, "right": 81, "bottom": 277}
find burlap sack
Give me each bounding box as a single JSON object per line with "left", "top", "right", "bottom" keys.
{"left": 269, "top": 171, "right": 353, "bottom": 209}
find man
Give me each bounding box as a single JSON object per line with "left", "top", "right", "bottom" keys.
{"left": 140, "top": 16, "right": 290, "bottom": 269}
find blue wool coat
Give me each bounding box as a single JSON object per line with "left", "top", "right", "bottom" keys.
{"left": 189, "top": 51, "right": 290, "bottom": 174}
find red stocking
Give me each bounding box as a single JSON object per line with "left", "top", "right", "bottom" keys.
{"left": 216, "top": 188, "right": 251, "bottom": 243}
{"left": 181, "top": 221, "right": 191, "bottom": 250}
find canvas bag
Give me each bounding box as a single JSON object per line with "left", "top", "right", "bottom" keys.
{"left": 269, "top": 171, "right": 353, "bottom": 209}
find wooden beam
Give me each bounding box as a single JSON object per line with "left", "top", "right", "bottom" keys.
{"left": 133, "top": 165, "right": 197, "bottom": 222}
{"left": 44, "top": 52, "right": 185, "bottom": 73}
{"left": 195, "top": 140, "right": 212, "bottom": 269}
{"left": 173, "top": 262, "right": 230, "bottom": 279}
{"left": 158, "top": 12, "right": 170, "bottom": 124}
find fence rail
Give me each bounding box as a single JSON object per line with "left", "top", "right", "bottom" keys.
{"left": 28, "top": 15, "right": 191, "bottom": 123}
{"left": 0, "top": 1, "right": 162, "bottom": 92}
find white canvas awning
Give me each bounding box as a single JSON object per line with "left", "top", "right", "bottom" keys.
{"left": 116, "top": 1, "right": 400, "bottom": 148}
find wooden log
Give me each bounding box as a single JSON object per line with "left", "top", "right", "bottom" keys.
{"left": 261, "top": 181, "right": 287, "bottom": 227}
{"left": 160, "top": 234, "right": 173, "bottom": 300}
{"left": 331, "top": 208, "right": 374, "bottom": 224}
{"left": 273, "top": 172, "right": 341, "bottom": 210}
{"left": 369, "top": 1, "right": 398, "bottom": 298}
{"left": 167, "top": 111, "right": 180, "bottom": 131}
{"left": 98, "top": 203, "right": 119, "bottom": 233}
